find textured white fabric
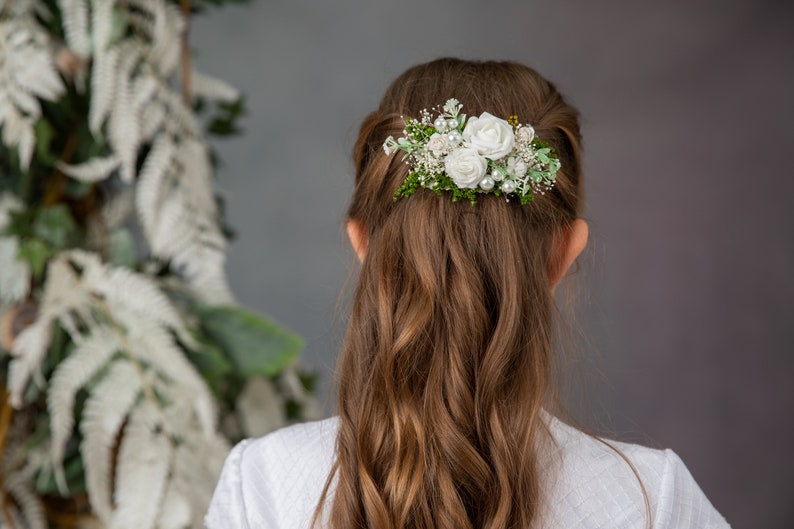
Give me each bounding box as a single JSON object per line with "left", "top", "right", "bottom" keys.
{"left": 205, "top": 416, "right": 730, "bottom": 529}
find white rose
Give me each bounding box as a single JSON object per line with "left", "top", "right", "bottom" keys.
{"left": 445, "top": 147, "right": 488, "bottom": 189}
{"left": 462, "top": 112, "right": 515, "bottom": 160}
{"left": 516, "top": 125, "right": 535, "bottom": 144}
{"left": 426, "top": 133, "right": 450, "bottom": 155}
{"left": 507, "top": 156, "right": 528, "bottom": 177}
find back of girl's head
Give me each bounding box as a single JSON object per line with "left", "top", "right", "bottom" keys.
{"left": 320, "top": 58, "right": 584, "bottom": 529}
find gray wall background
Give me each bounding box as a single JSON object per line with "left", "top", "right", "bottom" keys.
{"left": 192, "top": 1, "right": 794, "bottom": 527}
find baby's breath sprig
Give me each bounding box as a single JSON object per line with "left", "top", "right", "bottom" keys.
{"left": 383, "top": 99, "right": 561, "bottom": 205}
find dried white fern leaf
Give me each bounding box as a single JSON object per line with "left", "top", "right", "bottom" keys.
{"left": 0, "top": 192, "right": 24, "bottom": 226}
{"left": 48, "top": 326, "right": 122, "bottom": 493}
{"left": 0, "top": 237, "right": 32, "bottom": 303}
{"left": 135, "top": 135, "right": 174, "bottom": 236}
{"left": 108, "top": 41, "right": 142, "bottom": 182}
{"left": 7, "top": 84, "right": 41, "bottom": 118}
{"left": 149, "top": 193, "right": 191, "bottom": 256}
{"left": 80, "top": 359, "right": 143, "bottom": 522}
{"left": 3, "top": 20, "right": 65, "bottom": 101}
{"left": 156, "top": 83, "right": 200, "bottom": 135}
{"left": 77, "top": 252, "right": 184, "bottom": 331}
{"left": 190, "top": 69, "right": 239, "bottom": 103}
{"left": 169, "top": 433, "right": 228, "bottom": 529}
{"left": 38, "top": 256, "right": 93, "bottom": 320}
{"left": 111, "top": 402, "right": 171, "bottom": 529}
{"left": 88, "top": 45, "right": 119, "bottom": 135}
{"left": 57, "top": 155, "right": 120, "bottom": 182}
{"left": 101, "top": 187, "right": 135, "bottom": 229}
{"left": 57, "top": 0, "right": 91, "bottom": 57}
{"left": 127, "top": 321, "right": 215, "bottom": 434}
{"left": 148, "top": 0, "right": 182, "bottom": 76}
{"left": 236, "top": 376, "right": 285, "bottom": 438}
{"left": 90, "top": 0, "right": 114, "bottom": 53}
{"left": 8, "top": 318, "right": 53, "bottom": 408}
{"left": 157, "top": 481, "right": 192, "bottom": 529}
{"left": 0, "top": 504, "right": 26, "bottom": 529}
{"left": 171, "top": 245, "right": 233, "bottom": 304}
{"left": 4, "top": 473, "right": 47, "bottom": 529}
{"left": 139, "top": 96, "right": 166, "bottom": 142}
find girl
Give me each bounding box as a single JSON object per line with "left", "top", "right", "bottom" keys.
{"left": 205, "top": 58, "right": 729, "bottom": 529}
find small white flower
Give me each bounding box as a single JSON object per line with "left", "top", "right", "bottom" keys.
{"left": 516, "top": 125, "right": 535, "bottom": 144}
{"left": 426, "top": 133, "right": 450, "bottom": 155}
{"left": 383, "top": 136, "right": 398, "bottom": 155}
{"left": 445, "top": 147, "right": 488, "bottom": 189}
{"left": 507, "top": 156, "right": 528, "bottom": 177}
{"left": 462, "top": 112, "right": 515, "bottom": 160}
{"left": 443, "top": 98, "right": 461, "bottom": 114}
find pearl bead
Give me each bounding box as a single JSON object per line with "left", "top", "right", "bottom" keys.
{"left": 492, "top": 170, "right": 504, "bottom": 181}
{"left": 447, "top": 131, "right": 462, "bottom": 144}
{"left": 434, "top": 117, "right": 448, "bottom": 131}
{"left": 479, "top": 177, "right": 495, "bottom": 190}
{"left": 447, "top": 119, "right": 458, "bottom": 130}
{"left": 501, "top": 180, "right": 516, "bottom": 194}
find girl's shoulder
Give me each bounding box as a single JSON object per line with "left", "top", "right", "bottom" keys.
{"left": 205, "top": 416, "right": 730, "bottom": 529}
{"left": 545, "top": 417, "right": 730, "bottom": 528}
{"left": 204, "top": 417, "right": 340, "bottom": 529}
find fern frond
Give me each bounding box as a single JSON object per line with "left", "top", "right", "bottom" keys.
{"left": 71, "top": 251, "right": 184, "bottom": 331}
{"left": 127, "top": 321, "right": 215, "bottom": 435}
{"left": 190, "top": 70, "right": 239, "bottom": 103}
{"left": 139, "top": 96, "right": 166, "bottom": 142}
{"left": 169, "top": 433, "right": 229, "bottom": 529}
{"left": 38, "top": 256, "right": 93, "bottom": 321}
{"left": 89, "top": 45, "right": 119, "bottom": 135}
{"left": 157, "top": 481, "right": 192, "bottom": 529}
{"left": 48, "top": 326, "right": 122, "bottom": 493}
{"left": 3, "top": 20, "right": 65, "bottom": 101}
{"left": 4, "top": 473, "right": 47, "bottom": 529}
{"left": 0, "top": 237, "right": 32, "bottom": 303}
{"left": 170, "top": 244, "right": 233, "bottom": 304}
{"left": 80, "top": 359, "right": 143, "bottom": 522}
{"left": 148, "top": 0, "right": 183, "bottom": 76}
{"left": 108, "top": 41, "right": 142, "bottom": 182}
{"left": 135, "top": 135, "right": 174, "bottom": 237}
{"left": 111, "top": 401, "right": 171, "bottom": 529}
{"left": 236, "top": 375, "right": 285, "bottom": 438}
{"left": 57, "top": 155, "right": 120, "bottom": 182}
{"left": 7, "top": 318, "right": 54, "bottom": 408}
{"left": 101, "top": 187, "right": 135, "bottom": 229}
{"left": 90, "top": 0, "right": 114, "bottom": 54}
{"left": 57, "top": 0, "right": 91, "bottom": 57}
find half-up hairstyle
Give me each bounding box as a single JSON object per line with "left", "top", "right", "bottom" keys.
{"left": 316, "top": 58, "right": 584, "bottom": 529}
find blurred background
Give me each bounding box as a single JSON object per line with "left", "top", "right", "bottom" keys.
{"left": 191, "top": 1, "right": 793, "bottom": 527}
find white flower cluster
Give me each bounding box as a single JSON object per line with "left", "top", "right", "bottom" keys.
{"left": 384, "top": 99, "right": 561, "bottom": 204}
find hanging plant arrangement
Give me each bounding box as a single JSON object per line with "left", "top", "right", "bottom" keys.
{"left": 0, "top": 1, "right": 318, "bottom": 528}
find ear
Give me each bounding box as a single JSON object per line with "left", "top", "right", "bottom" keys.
{"left": 346, "top": 220, "right": 368, "bottom": 262}
{"left": 550, "top": 218, "right": 588, "bottom": 289}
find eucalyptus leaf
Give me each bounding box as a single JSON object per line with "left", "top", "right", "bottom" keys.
{"left": 34, "top": 119, "right": 56, "bottom": 164}
{"left": 33, "top": 204, "right": 78, "bottom": 249}
{"left": 182, "top": 328, "right": 234, "bottom": 396}
{"left": 108, "top": 228, "right": 137, "bottom": 267}
{"left": 18, "top": 238, "right": 53, "bottom": 278}
{"left": 197, "top": 305, "right": 302, "bottom": 377}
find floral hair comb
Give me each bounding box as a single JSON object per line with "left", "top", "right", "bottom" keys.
{"left": 383, "top": 99, "right": 561, "bottom": 205}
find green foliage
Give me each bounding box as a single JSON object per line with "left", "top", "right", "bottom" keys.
{"left": 207, "top": 97, "right": 246, "bottom": 137}
{"left": 196, "top": 305, "right": 303, "bottom": 378}
{"left": 107, "top": 229, "right": 137, "bottom": 268}
{"left": 33, "top": 205, "right": 79, "bottom": 248}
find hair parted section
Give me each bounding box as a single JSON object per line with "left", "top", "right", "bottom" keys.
{"left": 316, "top": 58, "right": 584, "bottom": 529}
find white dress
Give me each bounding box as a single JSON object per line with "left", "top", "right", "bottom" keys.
{"left": 204, "top": 416, "right": 730, "bottom": 529}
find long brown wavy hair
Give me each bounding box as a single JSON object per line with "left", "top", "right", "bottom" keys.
{"left": 316, "top": 58, "right": 584, "bottom": 529}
